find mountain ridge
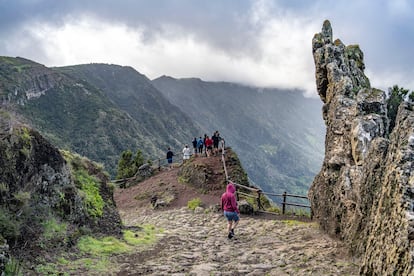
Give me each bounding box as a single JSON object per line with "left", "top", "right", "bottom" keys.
{"left": 0, "top": 57, "right": 201, "bottom": 177}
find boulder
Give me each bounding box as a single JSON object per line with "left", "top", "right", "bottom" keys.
{"left": 238, "top": 200, "right": 254, "bottom": 215}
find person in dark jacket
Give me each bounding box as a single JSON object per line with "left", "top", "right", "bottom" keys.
{"left": 212, "top": 131, "right": 221, "bottom": 156}
{"left": 221, "top": 182, "right": 240, "bottom": 239}
{"left": 166, "top": 147, "right": 174, "bottom": 169}
{"left": 192, "top": 137, "right": 198, "bottom": 156}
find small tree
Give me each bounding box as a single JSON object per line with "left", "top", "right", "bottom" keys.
{"left": 116, "top": 150, "right": 133, "bottom": 179}
{"left": 133, "top": 150, "right": 145, "bottom": 170}
{"left": 387, "top": 85, "right": 410, "bottom": 133}
{"left": 116, "top": 149, "right": 145, "bottom": 179}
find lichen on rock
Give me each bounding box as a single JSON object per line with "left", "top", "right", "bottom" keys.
{"left": 309, "top": 20, "right": 414, "bottom": 275}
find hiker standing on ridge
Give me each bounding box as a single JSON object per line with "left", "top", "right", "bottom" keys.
{"left": 221, "top": 182, "right": 240, "bottom": 239}
{"left": 166, "top": 147, "right": 174, "bottom": 169}
{"left": 212, "top": 131, "right": 221, "bottom": 156}
{"left": 182, "top": 144, "right": 191, "bottom": 162}
{"left": 192, "top": 137, "right": 198, "bottom": 157}
{"left": 197, "top": 137, "right": 204, "bottom": 155}
{"left": 203, "top": 134, "right": 208, "bottom": 156}
{"left": 205, "top": 135, "right": 213, "bottom": 157}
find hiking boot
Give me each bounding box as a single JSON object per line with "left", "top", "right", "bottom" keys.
{"left": 231, "top": 229, "right": 234, "bottom": 235}
{"left": 228, "top": 231, "right": 234, "bottom": 239}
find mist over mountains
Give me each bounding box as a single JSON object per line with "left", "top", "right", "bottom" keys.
{"left": 0, "top": 56, "right": 324, "bottom": 195}
{"left": 153, "top": 76, "right": 325, "bottom": 195}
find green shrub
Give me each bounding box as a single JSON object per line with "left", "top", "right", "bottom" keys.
{"left": 13, "top": 191, "right": 31, "bottom": 207}
{"left": 74, "top": 170, "right": 104, "bottom": 218}
{"left": 41, "top": 217, "right": 68, "bottom": 242}
{"left": 0, "top": 208, "right": 21, "bottom": 242}
{"left": 387, "top": 85, "right": 410, "bottom": 132}
{"left": 187, "top": 198, "right": 202, "bottom": 210}
{"left": 4, "top": 257, "right": 22, "bottom": 276}
{"left": 266, "top": 205, "right": 281, "bottom": 214}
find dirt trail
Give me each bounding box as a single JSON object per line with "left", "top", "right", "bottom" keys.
{"left": 115, "top": 207, "right": 359, "bottom": 275}
{"left": 113, "top": 154, "right": 360, "bottom": 275}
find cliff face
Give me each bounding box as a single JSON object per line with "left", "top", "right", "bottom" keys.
{"left": 0, "top": 110, "right": 121, "bottom": 271}
{"left": 309, "top": 20, "right": 414, "bottom": 274}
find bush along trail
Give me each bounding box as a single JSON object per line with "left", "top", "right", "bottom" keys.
{"left": 116, "top": 207, "right": 359, "bottom": 275}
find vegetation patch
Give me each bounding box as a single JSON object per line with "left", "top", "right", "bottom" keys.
{"left": 0, "top": 207, "right": 21, "bottom": 243}
{"left": 187, "top": 198, "right": 202, "bottom": 210}
{"left": 74, "top": 169, "right": 104, "bottom": 218}
{"left": 77, "top": 236, "right": 131, "bottom": 256}
{"left": 61, "top": 150, "right": 106, "bottom": 218}
{"left": 281, "top": 220, "right": 316, "bottom": 227}
{"left": 123, "top": 224, "right": 161, "bottom": 246}
{"left": 40, "top": 217, "right": 68, "bottom": 243}
{"left": 77, "top": 224, "right": 161, "bottom": 257}
{"left": 4, "top": 257, "right": 22, "bottom": 276}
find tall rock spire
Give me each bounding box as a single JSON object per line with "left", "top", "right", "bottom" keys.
{"left": 309, "top": 20, "right": 414, "bottom": 275}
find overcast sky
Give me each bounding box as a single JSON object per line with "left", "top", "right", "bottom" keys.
{"left": 0, "top": 0, "right": 413, "bottom": 96}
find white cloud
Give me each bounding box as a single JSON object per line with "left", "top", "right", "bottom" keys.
{"left": 366, "top": 68, "right": 414, "bottom": 93}
{"left": 387, "top": 0, "right": 412, "bottom": 17}
{"left": 4, "top": 13, "right": 321, "bottom": 96}
{"left": 5, "top": 2, "right": 412, "bottom": 98}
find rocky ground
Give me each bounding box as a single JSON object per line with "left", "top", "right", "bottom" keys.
{"left": 112, "top": 154, "right": 360, "bottom": 275}
{"left": 115, "top": 207, "right": 359, "bottom": 275}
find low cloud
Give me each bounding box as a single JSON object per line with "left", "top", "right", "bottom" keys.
{"left": 1, "top": 0, "right": 413, "bottom": 97}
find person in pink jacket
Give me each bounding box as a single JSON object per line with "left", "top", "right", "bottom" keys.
{"left": 221, "top": 182, "right": 240, "bottom": 239}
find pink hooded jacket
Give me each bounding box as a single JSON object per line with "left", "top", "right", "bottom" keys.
{"left": 221, "top": 183, "right": 239, "bottom": 213}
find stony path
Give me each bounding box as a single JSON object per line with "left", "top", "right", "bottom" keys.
{"left": 116, "top": 207, "right": 359, "bottom": 275}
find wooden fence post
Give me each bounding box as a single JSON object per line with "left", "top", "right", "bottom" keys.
{"left": 257, "top": 190, "right": 263, "bottom": 210}
{"left": 282, "top": 191, "right": 287, "bottom": 215}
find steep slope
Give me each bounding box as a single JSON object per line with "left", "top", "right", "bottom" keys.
{"left": 309, "top": 20, "right": 414, "bottom": 274}
{"left": 0, "top": 110, "right": 121, "bottom": 271}
{"left": 152, "top": 76, "right": 325, "bottom": 196}
{"left": 0, "top": 57, "right": 200, "bottom": 177}
{"left": 56, "top": 64, "right": 201, "bottom": 151}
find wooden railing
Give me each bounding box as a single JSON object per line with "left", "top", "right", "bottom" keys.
{"left": 219, "top": 142, "right": 311, "bottom": 217}
{"left": 112, "top": 149, "right": 189, "bottom": 187}
{"left": 151, "top": 151, "right": 185, "bottom": 170}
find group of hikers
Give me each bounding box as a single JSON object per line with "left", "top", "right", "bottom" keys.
{"left": 166, "top": 131, "right": 239, "bottom": 239}
{"left": 166, "top": 131, "right": 225, "bottom": 166}
{"left": 191, "top": 130, "right": 225, "bottom": 158}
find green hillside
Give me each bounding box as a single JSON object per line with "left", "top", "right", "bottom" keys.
{"left": 0, "top": 57, "right": 200, "bottom": 176}
{"left": 56, "top": 64, "right": 201, "bottom": 152}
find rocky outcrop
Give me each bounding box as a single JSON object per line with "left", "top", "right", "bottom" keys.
{"left": 309, "top": 20, "right": 414, "bottom": 274}
{"left": 0, "top": 111, "right": 121, "bottom": 272}
{"left": 0, "top": 57, "right": 66, "bottom": 105}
